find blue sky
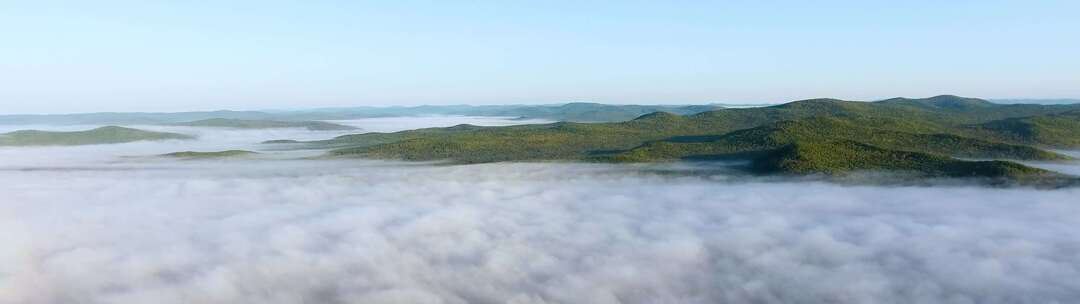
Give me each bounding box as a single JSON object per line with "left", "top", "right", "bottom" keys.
{"left": 2, "top": 0, "right": 1078, "bottom": 113}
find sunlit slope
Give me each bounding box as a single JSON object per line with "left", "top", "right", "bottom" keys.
{"left": 0, "top": 126, "right": 193, "bottom": 146}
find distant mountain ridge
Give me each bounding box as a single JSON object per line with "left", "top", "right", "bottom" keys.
{"left": 2, "top": 98, "right": 1072, "bottom": 126}
{"left": 172, "top": 118, "right": 358, "bottom": 131}
{"left": 0, "top": 103, "right": 723, "bottom": 125}
{"left": 878, "top": 95, "right": 997, "bottom": 110}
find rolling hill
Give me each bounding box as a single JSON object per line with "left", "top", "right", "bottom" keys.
{"left": 270, "top": 95, "right": 1080, "bottom": 181}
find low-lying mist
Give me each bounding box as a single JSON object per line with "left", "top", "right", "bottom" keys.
{"left": 0, "top": 116, "right": 552, "bottom": 166}
{"left": 3, "top": 161, "right": 1080, "bottom": 303}
{"left": 1, "top": 117, "right": 1079, "bottom": 304}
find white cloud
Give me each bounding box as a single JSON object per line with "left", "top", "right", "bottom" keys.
{"left": 1, "top": 159, "right": 1079, "bottom": 304}
{"left": 0, "top": 120, "right": 1078, "bottom": 304}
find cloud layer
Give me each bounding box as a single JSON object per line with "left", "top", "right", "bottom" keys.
{"left": 1, "top": 117, "right": 1079, "bottom": 304}
{"left": 2, "top": 160, "right": 1079, "bottom": 304}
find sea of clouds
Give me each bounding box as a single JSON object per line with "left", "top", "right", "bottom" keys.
{"left": 1, "top": 117, "right": 1079, "bottom": 304}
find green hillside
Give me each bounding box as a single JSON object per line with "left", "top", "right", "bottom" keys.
{"left": 266, "top": 95, "right": 1080, "bottom": 180}
{"left": 603, "top": 116, "right": 1066, "bottom": 162}
{"left": 0, "top": 126, "right": 193, "bottom": 146}
{"left": 966, "top": 111, "right": 1080, "bottom": 148}
{"left": 174, "top": 118, "right": 357, "bottom": 131}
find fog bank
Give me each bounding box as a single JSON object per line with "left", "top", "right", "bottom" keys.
{"left": 1, "top": 117, "right": 1079, "bottom": 304}
{"left": 1, "top": 160, "right": 1079, "bottom": 303}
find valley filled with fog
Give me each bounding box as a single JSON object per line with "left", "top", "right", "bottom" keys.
{"left": 2, "top": 117, "right": 1079, "bottom": 304}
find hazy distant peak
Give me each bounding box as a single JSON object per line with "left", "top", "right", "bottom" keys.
{"left": 874, "top": 95, "right": 994, "bottom": 110}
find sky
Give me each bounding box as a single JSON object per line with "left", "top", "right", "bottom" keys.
{"left": 2, "top": 0, "right": 1079, "bottom": 114}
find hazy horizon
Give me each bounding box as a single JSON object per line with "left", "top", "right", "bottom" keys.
{"left": 2, "top": 95, "right": 1078, "bottom": 116}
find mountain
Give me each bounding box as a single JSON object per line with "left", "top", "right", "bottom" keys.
{"left": 273, "top": 95, "right": 1080, "bottom": 181}
{"left": 0, "top": 126, "right": 193, "bottom": 146}
{"left": 173, "top": 118, "right": 357, "bottom": 131}
{"left": 606, "top": 116, "right": 1065, "bottom": 162}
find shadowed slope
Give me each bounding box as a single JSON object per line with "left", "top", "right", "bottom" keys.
{"left": 966, "top": 111, "right": 1080, "bottom": 148}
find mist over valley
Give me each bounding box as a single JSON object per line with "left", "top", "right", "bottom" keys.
{"left": 1, "top": 115, "right": 1079, "bottom": 303}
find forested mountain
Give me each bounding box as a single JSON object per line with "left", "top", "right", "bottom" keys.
{"left": 271, "top": 95, "right": 1080, "bottom": 182}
